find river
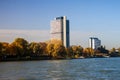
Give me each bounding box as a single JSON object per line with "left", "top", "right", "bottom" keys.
{"left": 0, "top": 58, "right": 120, "bottom": 80}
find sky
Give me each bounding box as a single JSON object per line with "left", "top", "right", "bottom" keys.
{"left": 0, "top": 0, "right": 120, "bottom": 49}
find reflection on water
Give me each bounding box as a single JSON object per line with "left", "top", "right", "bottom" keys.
{"left": 0, "top": 58, "right": 120, "bottom": 80}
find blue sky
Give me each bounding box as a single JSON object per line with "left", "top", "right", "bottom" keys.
{"left": 0, "top": 0, "right": 120, "bottom": 49}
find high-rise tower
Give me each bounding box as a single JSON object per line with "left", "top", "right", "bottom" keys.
{"left": 50, "top": 16, "right": 70, "bottom": 47}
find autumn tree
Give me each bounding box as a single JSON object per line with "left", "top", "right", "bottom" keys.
{"left": 1, "top": 42, "right": 9, "bottom": 56}
{"left": 109, "top": 48, "right": 119, "bottom": 57}
{"left": 83, "top": 48, "right": 94, "bottom": 57}
{"left": 0, "top": 42, "right": 2, "bottom": 56}
{"left": 70, "top": 45, "right": 83, "bottom": 58}
{"left": 46, "top": 39, "right": 62, "bottom": 45}
{"left": 117, "top": 48, "right": 120, "bottom": 56}
{"left": 29, "top": 42, "right": 40, "bottom": 56}
{"left": 46, "top": 39, "right": 66, "bottom": 58}
{"left": 46, "top": 43, "right": 55, "bottom": 57}
{"left": 7, "top": 43, "right": 18, "bottom": 56}
{"left": 12, "top": 38, "right": 29, "bottom": 56}
{"left": 29, "top": 42, "right": 47, "bottom": 56}
{"left": 53, "top": 43, "right": 66, "bottom": 58}
{"left": 117, "top": 48, "right": 120, "bottom": 53}
{"left": 39, "top": 42, "right": 47, "bottom": 55}
{"left": 110, "top": 48, "right": 116, "bottom": 53}
{"left": 66, "top": 47, "right": 74, "bottom": 58}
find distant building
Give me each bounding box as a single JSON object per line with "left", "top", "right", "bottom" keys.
{"left": 50, "top": 16, "right": 70, "bottom": 47}
{"left": 89, "top": 37, "right": 101, "bottom": 50}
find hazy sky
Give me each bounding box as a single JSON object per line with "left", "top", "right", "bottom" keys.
{"left": 0, "top": 0, "right": 120, "bottom": 49}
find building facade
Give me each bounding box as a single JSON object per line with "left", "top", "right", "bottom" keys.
{"left": 89, "top": 37, "right": 101, "bottom": 50}
{"left": 50, "top": 16, "right": 70, "bottom": 47}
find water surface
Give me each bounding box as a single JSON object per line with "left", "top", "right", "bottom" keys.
{"left": 0, "top": 58, "right": 120, "bottom": 80}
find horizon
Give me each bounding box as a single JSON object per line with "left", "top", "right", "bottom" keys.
{"left": 0, "top": 0, "right": 120, "bottom": 49}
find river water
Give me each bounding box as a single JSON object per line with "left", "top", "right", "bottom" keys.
{"left": 0, "top": 58, "right": 120, "bottom": 80}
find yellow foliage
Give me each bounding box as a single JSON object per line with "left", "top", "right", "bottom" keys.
{"left": 83, "top": 48, "right": 94, "bottom": 57}
{"left": 71, "top": 45, "right": 83, "bottom": 55}
{"left": 46, "top": 39, "right": 62, "bottom": 45}
{"left": 46, "top": 39, "right": 66, "bottom": 58}
{"left": 75, "top": 54, "right": 80, "bottom": 58}
{"left": 46, "top": 43, "right": 54, "bottom": 56}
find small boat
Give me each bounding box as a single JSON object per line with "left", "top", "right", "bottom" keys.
{"left": 103, "top": 56, "right": 110, "bottom": 58}
{"left": 78, "top": 56, "right": 85, "bottom": 59}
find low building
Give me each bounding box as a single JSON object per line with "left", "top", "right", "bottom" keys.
{"left": 89, "top": 37, "right": 101, "bottom": 50}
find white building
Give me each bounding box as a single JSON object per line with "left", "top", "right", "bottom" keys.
{"left": 50, "top": 16, "right": 70, "bottom": 47}
{"left": 89, "top": 37, "right": 101, "bottom": 50}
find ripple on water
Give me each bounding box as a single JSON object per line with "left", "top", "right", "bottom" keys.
{"left": 0, "top": 58, "right": 120, "bottom": 80}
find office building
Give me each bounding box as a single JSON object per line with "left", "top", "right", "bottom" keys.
{"left": 50, "top": 16, "right": 70, "bottom": 47}
{"left": 89, "top": 37, "right": 101, "bottom": 50}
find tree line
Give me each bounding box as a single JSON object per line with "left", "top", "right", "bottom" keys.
{"left": 0, "top": 38, "right": 120, "bottom": 61}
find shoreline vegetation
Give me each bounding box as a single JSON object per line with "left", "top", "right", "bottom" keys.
{"left": 0, "top": 38, "right": 120, "bottom": 61}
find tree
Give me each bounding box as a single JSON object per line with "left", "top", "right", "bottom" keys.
{"left": 53, "top": 43, "right": 66, "bottom": 58}
{"left": 83, "top": 48, "right": 94, "bottom": 57}
{"left": 7, "top": 43, "right": 18, "bottom": 56}
{"left": 1, "top": 42, "right": 9, "bottom": 55}
{"left": 29, "top": 42, "right": 40, "bottom": 56}
{"left": 29, "top": 42, "right": 47, "bottom": 56}
{"left": 28, "top": 42, "right": 36, "bottom": 54}
{"left": 117, "top": 48, "right": 120, "bottom": 53}
{"left": 0, "top": 42, "right": 3, "bottom": 56}
{"left": 97, "top": 46, "right": 109, "bottom": 53}
{"left": 117, "top": 48, "right": 120, "bottom": 56}
{"left": 46, "top": 39, "right": 66, "bottom": 58}
{"left": 12, "top": 38, "right": 29, "bottom": 56}
{"left": 46, "top": 39, "right": 62, "bottom": 45}
{"left": 66, "top": 47, "right": 74, "bottom": 58}
{"left": 109, "top": 48, "right": 119, "bottom": 57}
{"left": 71, "top": 45, "right": 83, "bottom": 58}
{"left": 39, "top": 42, "right": 47, "bottom": 55}
{"left": 110, "top": 48, "right": 116, "bottom": 53}
{"left": 46, "top": 43, "right": 54, "bottom": 57}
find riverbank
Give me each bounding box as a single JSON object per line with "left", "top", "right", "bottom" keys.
{"left": 0, "top": 56, "right": 52, "bottom": 61}
{"left": 1, "top": 55, "right": 119, "bottom": 62}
